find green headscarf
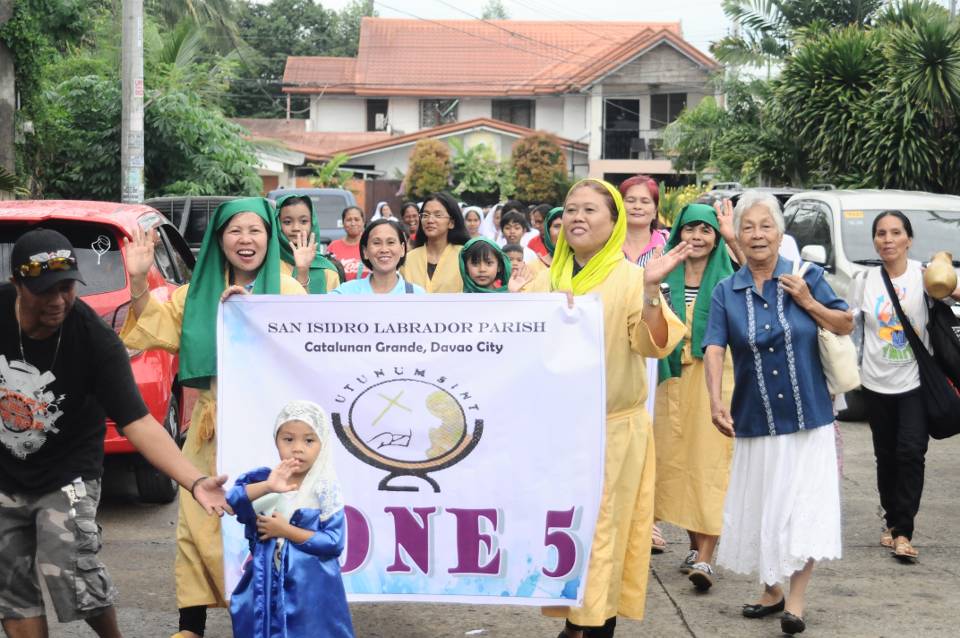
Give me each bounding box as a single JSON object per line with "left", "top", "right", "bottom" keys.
{"left": 657, "top": 203, "right": 733, "bottom": 383}
{"left": 542, "top": 206, "right": 563, "bottom": 256}
{"left": 274, "top": 193, "right": 340, "bottom": 293}
{"left": 179, "top": 198, "right": 283, "bottom": 389}
{"left": 550, "top": 179, "right": 627, "bottom": 295}
{"left": 458, "top": 236, "right": 512, "bottom": 293}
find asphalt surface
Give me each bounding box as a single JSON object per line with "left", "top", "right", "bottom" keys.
{"left": 44, "top": 421, "right": 959, "bottom": 637}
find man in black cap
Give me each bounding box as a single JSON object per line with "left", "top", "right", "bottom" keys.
{"left": 0, "top": 229, "right": 230, "bottom": 638}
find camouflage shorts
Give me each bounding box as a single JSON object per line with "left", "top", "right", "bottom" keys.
{"left": 0, "top": 478, "right": 117, "bottom": 622}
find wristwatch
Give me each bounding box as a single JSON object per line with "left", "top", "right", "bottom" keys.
{"left": 644, "top": 294, "right": 661, "bottom": 307}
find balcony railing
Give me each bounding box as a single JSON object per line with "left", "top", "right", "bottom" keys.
{"left": 601, "top": 129, "right": 665, "bottom": 160}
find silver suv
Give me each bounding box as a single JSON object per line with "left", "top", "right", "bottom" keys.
{"left": 782, "top": 189, "right": 960, "bottom": 419}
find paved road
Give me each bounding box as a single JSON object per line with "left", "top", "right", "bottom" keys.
{"left": 47, "top": 422, "right": 960, "bottom": 637}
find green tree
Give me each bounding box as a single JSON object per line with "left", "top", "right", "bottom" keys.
{"left": 404, "top": 139, "right": 452, "bottom": 199}
{"left": 511, "top": 133, "right": 568, "bottom": 205}
{"left": 662, "top": 96, "right": 729, "bottom": 183}
{"left": 481, "top": 0, "right": 510, "bottom": 20}
{"left": 449, "top": 138, "right": 502, "bottom": 205}
{"left": 309, "top": 153, "right": 354, "bottom": 189}
{"left": 228, "top": 0, "right": 376, "bottom": 117}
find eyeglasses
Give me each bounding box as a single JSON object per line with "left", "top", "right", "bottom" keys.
{"left": 17, "top": 256, "right": 76, "bottom": 278}
{"left": 420, "top": 212, "right": 450, "bottom": 220}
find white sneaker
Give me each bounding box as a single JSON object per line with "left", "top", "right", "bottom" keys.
{"left": 679, "top": 549, "right": 699, "bottom": 574}
{"left": 688, "top": 562, "right": 715, "bottom": 591}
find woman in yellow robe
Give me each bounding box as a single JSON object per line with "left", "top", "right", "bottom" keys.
{"left": 400, "top": 192, "right": 470, "bottom": 292}
{"left": 525, "top": 179, "right": 689, "bottom": 637}
{"left": 652, "top": 204, "right": 735, "bottom": 592}
{"left": 121, "top": 198, "right": 305, "bottom": 638}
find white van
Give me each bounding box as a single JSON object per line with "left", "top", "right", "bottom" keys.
{"left": 781, "top": 189, "right": 960, "bottom": 419}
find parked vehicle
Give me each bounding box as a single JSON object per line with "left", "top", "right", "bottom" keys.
{"left": 145, "top": 196, "right": 239, "bottom": 255}
{"left": 0, "top": 201, "right": 197, "bottom": 503}
{"left": 266, "top": 188, "right": 358, "bottom": 247}
{"left": 782, "top": 189, "right": 960, "bottom": 420}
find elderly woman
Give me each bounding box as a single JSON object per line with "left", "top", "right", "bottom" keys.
{"left": 526, "top": 178, "right": 689, "bottom": 638}
{"left": 703, "top": 191, "right": 852, "bottom": 636}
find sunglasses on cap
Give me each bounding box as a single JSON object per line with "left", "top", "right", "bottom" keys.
{"left": 17, "top": 256, "right": 77, "bottom": 278}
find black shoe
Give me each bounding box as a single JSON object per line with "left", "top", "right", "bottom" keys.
{"left": 780, "top": 612, "right": 806, "bottom": 635}
{"left": 741, "top": 597, "right": 785, "bottom": 618}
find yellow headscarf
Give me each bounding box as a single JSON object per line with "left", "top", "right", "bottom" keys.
{"left": 550, "top": 178, "right": 628, "bottom": 295}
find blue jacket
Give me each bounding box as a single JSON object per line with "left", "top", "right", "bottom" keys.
{"left": 703, "top": 258, "right": 848, "bottom": 438}
{"left": 227, "top": 468, "right": 354, "bottom": 638}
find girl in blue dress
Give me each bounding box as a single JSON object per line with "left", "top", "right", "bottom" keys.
{"left": 226, "top": 401, "right": 354, "bottom": 638}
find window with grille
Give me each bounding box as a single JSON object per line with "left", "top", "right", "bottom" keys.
{"left": 491, "top": 99, "right": 534, "bottom": 128}
{"left": 420, "top": 99, "right": 459, "bottom": 128}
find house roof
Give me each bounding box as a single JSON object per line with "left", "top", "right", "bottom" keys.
{"left": 231, "top": 118, "right": 391, "bottom": 161}
{"left": 232, "top": 117, "right": 587, "bottom": 164}
{"left": 283, "top": 18, "right": 718, "bottom": 97}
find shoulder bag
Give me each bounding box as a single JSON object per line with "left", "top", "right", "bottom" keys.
{"left": 928, "top": 298, "right": 960, "bottom": 390}
{"left": 881, "top": 267, "right": 960, "bottom": 439}
{"left": 794, "top": 261, "right": 861, "bottom": 395}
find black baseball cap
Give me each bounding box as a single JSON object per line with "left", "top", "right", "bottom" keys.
{"left": 11, "top": 229, "right": 86, "bottom": 293}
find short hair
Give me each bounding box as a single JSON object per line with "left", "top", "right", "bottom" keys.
{"left": 400, "top": 201, "right": 419, "bottom": 217}
{"left": 618, "top": 174, "right": 660, "bottom": 229}
{"left": 872, "top": 210, "right": 913, "bottom": 238}
{"left": 502, "top": 243, "right": 524, "bottom": 255}
{"left": 733, "top": 190, "right": 784, "bottom": 235}
{"left": 359, "top": 218, "right": 408, "bottom": 271}
{"left": 412, "top": 192, "right": 471, "bottom": 248}
{"left": 501, "top": 199, "right": 525, "bottom": 215}
{"left": 530, "top": 203, "right": 552, "bottom": 220}
{"left": 500, "top": 210, "right": 530, "bottom": 232}
{"left": 463, "top": 208, "right": 483, "bottom": 222}
{"left": 341, "top": 205, "right": 363, "bottom": 222}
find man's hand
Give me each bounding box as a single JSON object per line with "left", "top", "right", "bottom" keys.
{"left": 192, "top": 475, "right": 232, "bottom": 516}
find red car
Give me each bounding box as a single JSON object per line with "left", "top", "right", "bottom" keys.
{"left": 0, "top": 200, "right": 197, "bottom": 502}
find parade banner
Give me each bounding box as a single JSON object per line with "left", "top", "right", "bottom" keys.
{"left": 217, "top": 294, "right": 606, "bottom": 605}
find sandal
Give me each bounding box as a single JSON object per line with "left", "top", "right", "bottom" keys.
{"left": 893, "top": 536, "right": 918, "bottom": 562}
{"left": 651, "top": 524, "right": 667, "bottom": 554}
{"left": 880, "top": 528, "right": 894, "bottom": 549}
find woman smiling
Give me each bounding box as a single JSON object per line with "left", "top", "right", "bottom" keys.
{"left": 400, "top": 192, "right": 470, "bottom": 292}
{"left": 332, "top": 219, "right": 424, "bottom": 295}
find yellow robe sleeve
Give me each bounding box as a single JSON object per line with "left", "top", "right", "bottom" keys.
{"left": 280, "top": 274, "right": 308, "bottom": 295}
{"left": 279, "top": 261, "right": 338, "bottom": 292}
{"left": 627, "top": 274, "right": 685, "bottom": 359}
{"left": 522, "top": 268, "right": 551, "bottom": 293}
{"left": 120, "top": 284, "right": 189, "bottom": 353}
{"left": 325, "top": 269, "right": 341, "bottom": 291}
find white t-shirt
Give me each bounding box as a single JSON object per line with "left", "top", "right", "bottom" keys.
{"left": 859, "top": 260, "right": 930, "bottom": 393}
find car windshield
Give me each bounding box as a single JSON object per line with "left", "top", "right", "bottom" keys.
{"left": 310, "top": 194, "right": 351, "bottom": 229}
{"left": 0, "top": 222, "right": 126, "bottom": 295}
{"left": 842, "top": 209, "right": 960, "bottom": 265}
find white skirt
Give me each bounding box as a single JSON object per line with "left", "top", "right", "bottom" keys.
{"left": 717, "top": 424, "right": 842, "bottom": 585}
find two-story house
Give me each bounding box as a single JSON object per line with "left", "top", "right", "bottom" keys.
{"left": 248, "top": 17, "right": 719, "bottom": 189}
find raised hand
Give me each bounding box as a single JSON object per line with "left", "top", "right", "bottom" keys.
{"left": 715, "top": 198, "right": 736, "bottom": 243}
{"left": 643, "top": 241, "right": 692, "bottom": 286}
{"left": 507, "top": 261, "right": 534, "bottom": 292}
{"left": 124, "top": 227, "right": 156, "bottom": 279}
{"left": 291, "top": 231, "right": 318, "bottom": 272}
{"left": 265, "top": 458, "right": 300, "bottom": 494}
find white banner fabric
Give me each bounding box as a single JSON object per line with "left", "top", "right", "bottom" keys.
{"left": 217, "top": 294, "right": 606, "bottom": 605}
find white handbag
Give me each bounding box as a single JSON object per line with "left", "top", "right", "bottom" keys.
{"left": 793, "top": 261, "right": 861, "bottom": 395}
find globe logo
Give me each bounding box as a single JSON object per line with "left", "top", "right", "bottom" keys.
{"left": 332, "top": 378, "right": 483, "bottom": 492}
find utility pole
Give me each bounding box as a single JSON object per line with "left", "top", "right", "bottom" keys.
{"left": 951, "top": 0, "right": 957, "bottom": 19}
{"left": 121, "top": 0, "right": 144, "bottom": 203}
{"left": 0, "top": 0, "right": 16, "bottom": 198}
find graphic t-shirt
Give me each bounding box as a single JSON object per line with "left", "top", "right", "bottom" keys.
{"left": 860, "top": 261, "right": 930, "bottom": 393}
{"left": 326, "top": 239, "right": 364, "bottom": 281}
{"left": 0, "top": 284, "right": 149, "bottom": 494}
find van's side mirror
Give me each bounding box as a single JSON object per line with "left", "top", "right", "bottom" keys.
{"left": 800, "top": 244, "right": 828, "bottom": 266}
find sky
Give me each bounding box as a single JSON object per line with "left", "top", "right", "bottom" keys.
{"left": 321, "top": 0, "right": 734, "bottom": 56}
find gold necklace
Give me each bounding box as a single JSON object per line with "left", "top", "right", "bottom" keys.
{"left": 14, "top": 298, "right": 63, "bottom": 370}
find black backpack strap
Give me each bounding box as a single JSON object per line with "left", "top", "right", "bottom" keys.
{"left": 880, "top": 267, "right": 925, "bottom": 355}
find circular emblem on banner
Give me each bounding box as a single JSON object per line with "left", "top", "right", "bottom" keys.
{"left": 333, "top": 377, "right": 483, "bottom": 492}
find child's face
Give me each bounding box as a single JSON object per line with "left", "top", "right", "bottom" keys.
{"left": 503, "top": 220, "right": 525, "bottom": 244}
{"left": 279, "top": 203, "right": 312, "bottom": 245}
{"left": 275, "top": 420, "right": 321, "bottom": 477}
{"left": 505, "top": 250, "right": 523, "bottom": 271}
{"left": 466, "top": 254, "right": 499, "bottom": 287}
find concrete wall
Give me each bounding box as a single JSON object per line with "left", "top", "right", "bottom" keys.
{"left": 389, "top": 98, "right": 419, "bottom": 134}
{"left": 309, "top": 96, "right": 365, "bottom": 132}
{"left": 602, "top": 42, "right": 712, "bottom": 87}
{"left": 459, "top": 98, "right": 492, "bottom": 121}
{"left": 561, "top": 95, "right": 589, "bottom": 145}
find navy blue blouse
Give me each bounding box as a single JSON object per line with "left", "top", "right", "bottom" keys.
{"left": 703, "top": 257, "right": 848, "bottom": 438}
